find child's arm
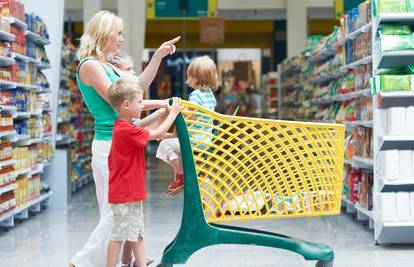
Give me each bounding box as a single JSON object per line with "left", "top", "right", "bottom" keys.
{"left": 136, "top": 108, "right": 166, "bottom": 128}
{"left": 148, "top": 98, "right": 181, "bottom": 140}
{"left": 142, "top": 99, "right": 169, "bottom": 111}
{"left": 161, "top": 132, "right": 176, "bottom": 139}
{"left": 139, "top": 36, "right": 181, "bottom": 91}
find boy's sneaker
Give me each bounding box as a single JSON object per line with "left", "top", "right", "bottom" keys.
{"left": 131, "top": 259, "right": 154, "bottom": 266}
{"left": 166, "top": 173, "right": 184, "bottom": 195}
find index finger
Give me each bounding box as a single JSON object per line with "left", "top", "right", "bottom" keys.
{"left": 164, "top": 36, "right": 181, "bottom": 45}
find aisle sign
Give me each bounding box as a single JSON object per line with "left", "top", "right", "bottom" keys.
{"left": 147, "top": 0, "right": 217, "bottom": 19}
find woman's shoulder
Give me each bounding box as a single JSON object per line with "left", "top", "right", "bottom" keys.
{"left": 78, "top": 58, "right": 107, "bottom": 83}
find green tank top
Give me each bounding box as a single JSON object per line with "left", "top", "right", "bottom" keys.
{"left": 76, "top": 56, "right": 120, "bottom": 140}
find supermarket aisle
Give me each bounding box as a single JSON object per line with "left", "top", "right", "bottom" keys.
{"left": 0, "top": 162, "right": 413, "bottom": 267}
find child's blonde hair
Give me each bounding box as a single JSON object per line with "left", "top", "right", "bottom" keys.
{"left": 108, "top": 78, "right": 142, "bottom": 110}
{"left": 186, "top": 55, "right": 219, "bottom": 91}
{"left": 109, "top": 51, "right": 133, "bottom": 68}
{"left": 77, "top": 10, "right": 123, "bottom": 60}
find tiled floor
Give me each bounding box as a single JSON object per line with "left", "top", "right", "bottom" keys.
{"left": 0, "top": 163, "right": 413, "bottom": 267}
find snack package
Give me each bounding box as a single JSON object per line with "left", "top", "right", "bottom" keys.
{"left": 377, "top": 0, "right": 408, "bottom": 13}
{"left": 379, "top": 75, "right": 412, "bottom": 92}
{"left": 380, "top": 34, "right": 414, "bottom": 51}
{"left": 380, "top": 24, "right": 412, "bottom": 35}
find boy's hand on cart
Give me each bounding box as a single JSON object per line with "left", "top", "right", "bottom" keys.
{"left": 155, "top": 36, "right": 181, "bottom": 58}
{"left": 170, "top": 97, "right": 182, "bottom": 115}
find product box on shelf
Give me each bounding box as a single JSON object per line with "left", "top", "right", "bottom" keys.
{"left": 0, "top": 0, "right": 25, "bottom": 22}
{"left": 0, "top": 114, "right": 13, "bottom": 131}
{"left": 0, "top": 191, "right": 15, "bottom": 215}
{"left": 0, "top": 141, "right": 13, "bottom": 161}
{"left": 0, "top": 16, "right": 10, "bottom": 33}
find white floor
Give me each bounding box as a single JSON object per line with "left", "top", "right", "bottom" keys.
{"left": 0, "top": 162, "right": 413, "bottom": 267}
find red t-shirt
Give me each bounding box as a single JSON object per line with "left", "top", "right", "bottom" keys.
{"left": 108, "top": 120, "right": 149, "bottom": 204}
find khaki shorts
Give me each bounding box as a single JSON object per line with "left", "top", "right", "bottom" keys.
{"left": 111, "top": 201, "right": 144, "bottom": 242}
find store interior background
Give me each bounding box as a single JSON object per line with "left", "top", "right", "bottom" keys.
{"left": 1, "top": 1, "right": 414, "bottom": 266}
{"left": 64, "top": 0, "right": 337, "bottom": 117}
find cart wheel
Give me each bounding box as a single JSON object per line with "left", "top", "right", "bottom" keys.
{"left": 156, "top": 264, "right": 173, "bottom": 267}
{"left": 315, "top": 260, "right": 333, "bottom": 267}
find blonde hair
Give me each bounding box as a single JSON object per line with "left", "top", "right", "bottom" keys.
{"left": 109, "top": 51, "right": 133, "bottom": 68}
{"left": 186, "top": 55, "right": 219, "bottom": 91}
{"left": 77, "top": 10, "right": 123, "bottom": 60}
{"left": 108, "top": 78, "right": 142, "bottom": 110}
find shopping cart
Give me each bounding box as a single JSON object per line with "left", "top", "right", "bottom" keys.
{"left": 158, "top": 101, "right": 345, "bottom": 267}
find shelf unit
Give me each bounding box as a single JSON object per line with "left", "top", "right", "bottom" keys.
{"left": 371, "top": 1, "right": 414, "bottom": 244}
{"left": 278, "top": 1, "right": 414, "bottom": 244}
{"left": 261, "top": 72, "right": 279, "bottom": 119}
{"left": 56, "top": 42, "right": 93, "bottom": 192}
{"left": 0, "top": 12, "right": 54, "bottom": 229}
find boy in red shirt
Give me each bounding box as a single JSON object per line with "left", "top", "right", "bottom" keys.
{"left": 106, "top": 78, "right": 181, "bottom": 267}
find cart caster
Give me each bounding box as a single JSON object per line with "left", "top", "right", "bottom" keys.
{"left": 315, "top": 260, "right": 333, "bottom": 267}
{"left": 156, "top": 264, "right": 173, "bottom": 267}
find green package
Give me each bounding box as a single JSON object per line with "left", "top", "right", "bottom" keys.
{"left": 380, "top": 34, "right": 414, "bottom": 51}
{"left": 380, "top": 24, "right": 412, "bottom": 35}
{"left": 376, "top": 67, "right": 409, "bottom": 75}
{"left": 380, "top": 75, "right": 412, "bottom": 92}
{"left": 378, "top": 0, "right": 408, "bottom": 13}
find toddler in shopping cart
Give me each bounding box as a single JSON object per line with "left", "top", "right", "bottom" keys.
{"left": 156, "top": 55, "right": 218, "bottom": 195}
{"left": 106, "top": 78, "right": 181, "bottom": 267}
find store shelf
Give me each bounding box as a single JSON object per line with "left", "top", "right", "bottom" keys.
{"left": 378, "top": 91, "right": 414, "bottom": 109}
{"left": 13, "top": 191, "right": 52, "bottom": 215}
{"left": 0, "top": 79, "right": 44, "bottom": 91}
{"left": 15, "top": 168, "right": 31, "bottom": 177}
{"left": 308, "top": 71, "right": 344, "bottom": 84}
{"left": 11, "top": 134, "right": 31, "bottom": 144}
{"left": 341, "top": 196, "right": 373, "bottom": 220}
{"left": 12, "top": 52, "right": 40, "bottom": 64}
{"left": 334, "top": 89, "right": 371, "bottom": 101}
{"left": 29, "top": 164, "right": 44, "bottom": 177}
{"left": 376, "top": 220, "right": 414, "bottom": 244}
{"left": 72, "top": 173, "right": 93, "bottom": 192}
{"left": 14, "top": 110, "right": 42, "bottom": 119}
{"left": 340, "top": 55, "right": 372, "bottom": 72}
{"left": 37, "top": 61, "right": 51, "bottom": 70}
{"left": 379, "top": 136, "right": 414, "bottom": 151}
{"left": 0, "top": 183, "right": 17, "bottom": 195}
{"left": 0, "top": 30, "right": 15, "bottom": 41}
{"left": 0, "top": 105, "right": 17, "bottom": 113}
{"left": 0, "top": 159, "right": 16, "bottom": 168}
{"left": 344, "top": 120, "right": 373, "bottom": 130}
{"left": 57, "top": 117, "right": 71, "bottom": 123}
{"left": 355, "top": 203, "right": 373, "bottom": 219}
{"left": 25, "top": 30, "right": 51, "bottom": 45}
{"left": 282, "top": 83, "right": 303, "bottom": 90}
{"left": 373, "top": 12, "right": 414, "bottom": 34}
{"left": 281, "top": 65, "right": 301, "bottom": 76}
{"left": 345, "top": 22, "right": 372, "bottom": 41}
{"left": 0, "top": 55, "right": 16, "bottom": 66}
{"left": 376, "top": 50, "right": 414, "bottom": 69}
{"left": 5, "top": 17, "right": 28, "bottom": 31}
{"left": 310, "top": 89, "right": 371, "bottom": 105}
{"left": 307, "top": 47, "right": 336, "bottom": 64}
{"left": 379, "top": 179, "right": 414, "bottom": 193}
{"left": 0, "top": 130, "right": 17, "bottom": 138}
{"left": 73, "top": 156, "right": 92, "bottom": 164}
{"left": 346, "top": 156, "right": 374, "bottom": 170}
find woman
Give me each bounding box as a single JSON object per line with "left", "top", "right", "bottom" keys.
{"left": 70, "top": 10, "right": 180, "bottom": 267}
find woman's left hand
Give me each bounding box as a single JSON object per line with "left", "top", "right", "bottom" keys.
{"left": 155, "top": 36, "right": 181, "bottom": 58}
